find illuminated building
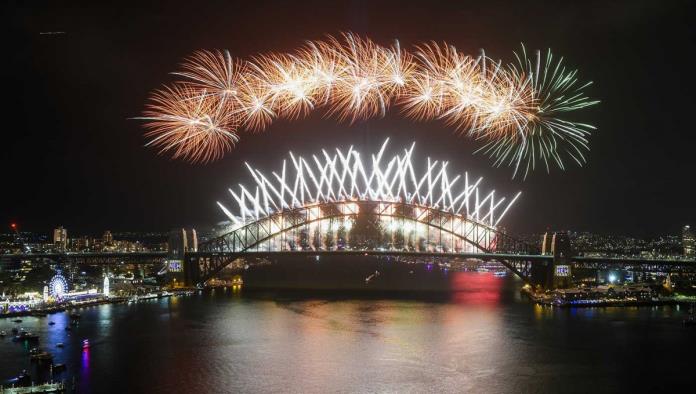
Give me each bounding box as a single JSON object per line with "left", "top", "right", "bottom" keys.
{"left": 684, "top": 225, "right": 695, "bottom": 258}
{"left": 53, "top": 226, "right": 67, "bottom": 251}
{"left": 103, "top": 230, "right": 113, "bottom": 246}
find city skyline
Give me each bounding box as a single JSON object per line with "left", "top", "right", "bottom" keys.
{"left": 3, "top": 0, "right": 695, "bottom": 237}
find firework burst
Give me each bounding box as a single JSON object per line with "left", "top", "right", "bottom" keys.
{"left": 139, "top": 84, "right": 239, "bottom": 164}
{"left": 138, "top": 34, "right": 598, "bottom": 177}
{"left": 475, "top": 45, "right": 599, "bottom": 178}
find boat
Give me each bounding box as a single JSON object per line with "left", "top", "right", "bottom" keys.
{"left": 56, "top": 342, "right": 64, "bottom": 348}
{"left": 365, "top": 270, "right": 381, "bottom": 283}
{"left": 64, "top": 326, "right": 71, "bottom": 331}
{"left": 0, "top": 330, "right": 6, "bottom": 337}
{"left": 69, "top": 312, "right": 81, "bottom": 319}
{"left": 13, "top": 319, "right": 23, "bottom": 323}
{"left": 48, "top": 321, "right": 56, "bottom": 326}
{"left": 52, "top": 363, "right": 66, "bottom": 372}
{"left": 14, "top": 370, "right": 32, "bottom": 386}
{"left": 142, "top": 293, "right": 158, "bottom": 300}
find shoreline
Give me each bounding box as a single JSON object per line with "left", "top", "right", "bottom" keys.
{"left": 521, "top": 287, "right": 696, "bottom": 308}
{"left": 0, "top": 290, "right": 196, "bottom": 319}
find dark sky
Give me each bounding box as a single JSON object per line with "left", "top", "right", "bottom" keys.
{"left": 3, "top": 0, "right": 695, "bottom": 237}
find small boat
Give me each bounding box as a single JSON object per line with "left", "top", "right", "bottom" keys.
{"left": 15, "top": 370, "right": 31, "bottom": 386}
{"left": 52, "top": 363, "right": 66, "bottom": 372}
{"left": 69, "top": 312, "right": 81, "bottom": 319}
{"left": 29, "top": 347, "right": 41, "bottom": 355}
{"left": 13, "top": 319, "right": 23, "bottom": 323}
{"left": 64, "top": 326, "right": 71, "bottom": 331}
{"left": 0, "top": 330, "right": 6, "bottom": 337}
{"left": 48, "top": 321, "right": 56, "bottom": 326}
{"left": 56, "top": 342, "right": 64, "bottom": 348}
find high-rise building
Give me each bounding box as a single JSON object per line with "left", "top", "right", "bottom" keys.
{"left": 74, "top": 236, "right": 90, "bottom": 251}
{"left": 684, "top": 225, "right": 695, "bottom": 258}
{"left": 103, "top": 230, "right": 113, "bottom": 246}
{"left": 53, "top": 226, "right": 67, "bottom": 251}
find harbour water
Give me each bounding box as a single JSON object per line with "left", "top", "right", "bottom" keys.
{"left": 1, "top": 272, "right": 694, "bottom": 393}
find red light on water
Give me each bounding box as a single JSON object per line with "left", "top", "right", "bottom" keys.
{"left": 450, "top": 272, "right": 502, "bottom": 305}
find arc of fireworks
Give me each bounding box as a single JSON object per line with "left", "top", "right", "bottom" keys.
{"left": 138, "top": 33, "right": 598, "bottom": 177}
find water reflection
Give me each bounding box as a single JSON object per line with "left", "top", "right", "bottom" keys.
{"left": 1, "top": 279, "right": 695, "bottom": 392}
{"left": 450, "top": 272, "right": 502, "bottom": 305}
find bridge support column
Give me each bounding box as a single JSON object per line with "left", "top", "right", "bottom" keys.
{"left": 530, "top": 261, "right": 555, "bottom": 289}
{"left": 535, "top": 232, "right": 573, "bottom": 289}
{"left": 183, "top": 256, "right": 201, "bottom": 287}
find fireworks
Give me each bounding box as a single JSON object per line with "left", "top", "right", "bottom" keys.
{"left": 217, "top": 139, "right": 521, "bottom": 229}
{"left": 139, "top": 33, "right": 597, "bottom": 176}
{"left": 140, "top": 84, "right": 239, "bottom": 164}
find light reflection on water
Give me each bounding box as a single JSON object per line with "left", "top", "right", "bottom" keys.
{"left": 0, "top": 273, "right": 694, "bottom": 393}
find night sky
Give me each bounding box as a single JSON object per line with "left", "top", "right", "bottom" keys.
{"left": 3, "top": 0, "right": 695, "bottom": 237}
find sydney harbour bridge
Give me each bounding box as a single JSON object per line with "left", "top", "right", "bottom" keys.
{"left": 2, "top": 140, "right": 695, "bottom": 288}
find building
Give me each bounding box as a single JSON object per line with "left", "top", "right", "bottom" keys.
{"left": 684, "top": 225, "right": 695, "bottom": 258}
{"left": 103, "top": 230, "right": 113, "bottom": 247}
{"left": 72, "top": 236, "right": 90, "bottom": 251}
{"left": 53, "top": 226, "right": 67, "bottom": 251}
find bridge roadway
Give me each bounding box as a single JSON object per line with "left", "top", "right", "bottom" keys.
{"left": 1, "top": 250, "right": 695, "bottom": 268}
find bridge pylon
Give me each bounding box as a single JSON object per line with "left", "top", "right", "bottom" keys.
{"left": 168, "top": 228, "right": 200, "bottom": 287}
{"left": 536, "top": 232, "right": 573, "bottom": 289}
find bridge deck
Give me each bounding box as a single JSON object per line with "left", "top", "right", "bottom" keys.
{"left": 2, "top": 251, "right": 694, "bottom": 266}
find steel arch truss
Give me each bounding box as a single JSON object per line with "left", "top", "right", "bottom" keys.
{"left": 194, "top": 200, "right": 537, "bottom": 284}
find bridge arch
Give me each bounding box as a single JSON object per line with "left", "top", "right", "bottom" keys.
{"left": 192, "top": 200, "right": 536, "bottom": 285}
